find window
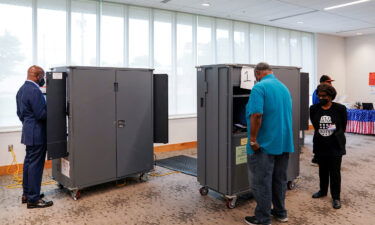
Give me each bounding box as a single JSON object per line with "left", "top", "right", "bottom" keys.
{"left": 234, "top": 22, "right": 249, "bottom": 64}
{"left": 71, "top": 0, "right": 97, "bottom": 66}
{"left": 154, "top": 10, "right": 173, "bottom": 113}
{"left": 0, "top": 0, "right": 317, "bottom": 128}
{"left": 0, "top": 0, "right": 32, "bottom": 127}
{"left": 176, "top": 13, "right": 195, "bottom": 115}
{"left": 197, "top": 16, "right": 214, "bottom": 65}
{"left": 249, "top": 24, "right": 264, "bottom": 64}
{"left": 101, "top": 2, "right": 124, "bottom": 67}
{"left": 216, "top": 19, "right": 233, "bottom": 64}
{"left": 128, "top": 6, "right": 150, "bottom": 68}
{"left": 264, "top": 26, "right": 278, "bottom": 65}
{"left": 277, "top": 28, "right": 290, "bottom": 66}
{"left": 37, "top": 0, "right": 66, "bottom": 69}
{"left": 290, "top": 31, "right": 302, "bottom": 67}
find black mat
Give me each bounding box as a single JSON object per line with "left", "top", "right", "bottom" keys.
{"left": 156, "top": 155, "right": 197, "bottom": 177}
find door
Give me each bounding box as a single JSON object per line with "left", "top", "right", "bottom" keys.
{"left": 116, "top": 69, "right": 153, "bottom": 177}
{"left": 46, "top": 71, "right": 68, "bottom": 160}
{"left": 71, "top": 68, "right": 117, "bottom": 186}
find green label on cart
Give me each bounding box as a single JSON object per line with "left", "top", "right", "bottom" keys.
{"left": 236, "top": 145, "right": 247, "bottom": 165}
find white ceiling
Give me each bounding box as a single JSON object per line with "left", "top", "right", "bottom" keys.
{"left": 108, "top": 0, "right": 375, "bottom": 37}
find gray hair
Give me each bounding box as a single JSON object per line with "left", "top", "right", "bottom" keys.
{"left": 254, "top": 62, "right": 271, "bottom": 72}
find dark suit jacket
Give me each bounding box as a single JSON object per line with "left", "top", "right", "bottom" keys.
{"left": 16, "top": 81, "right": 47, "bottom": 146}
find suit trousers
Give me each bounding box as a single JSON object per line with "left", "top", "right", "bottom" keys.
{"left": 23, "top": 144, "right": 47, "bottom": 203}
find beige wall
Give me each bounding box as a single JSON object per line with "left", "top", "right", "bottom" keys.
{"left": 316, "top": 33, "right": 347, "bottom": 96}
{"left": 345, "top": 34, "right": 375, "bottom": 103}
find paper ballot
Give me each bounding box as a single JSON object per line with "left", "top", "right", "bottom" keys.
{"left": 240, "top": 67, "right": 255, "bottom": 90}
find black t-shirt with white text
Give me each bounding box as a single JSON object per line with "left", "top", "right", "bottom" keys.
{"left": 311, "top": 106, "right": 342, "bottom": 156}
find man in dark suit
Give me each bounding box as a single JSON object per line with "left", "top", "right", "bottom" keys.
{"left": 16, "top": 65, "right": 53, "bottom": 208}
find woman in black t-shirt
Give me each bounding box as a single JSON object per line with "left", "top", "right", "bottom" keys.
{"left": 309, "top": 84, "right": 347, "bottom": 209}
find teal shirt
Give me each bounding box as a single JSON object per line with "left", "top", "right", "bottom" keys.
{"left": 246, "top": 74, "right": 294, "bottom": 155}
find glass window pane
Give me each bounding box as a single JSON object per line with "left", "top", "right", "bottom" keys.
{"left": 128, "top": 6, "right": 149, "bottom": 68}
{"left": 197, "top": 16, "right": 214, "bottom": 65}
{"left": 234, "top": 22, "right": 249, "bottom": 64}
{"left": 290, "top": 31, "right": 302, "bottom": 67}
{"left": 101, "top": 3, "right": 124, "bottom": 67}
{"left": 176, "top": 13, "right": 195, "bottom": 115}
{"left": 216, "top": 19, "right": 232, "bottom": 64}
{"left": 249, "top": 24, "right": 264, "bottom": 64}
{"left": 71, "top": 0, "right": 97, "bottom": 66}
{"left": 264, "top": 26, "right": 278, "bottom": 65}
{"left": 154, "top": 10, "right": 173, "bottom": 113}
{"left": 38, "top": 0, "right": 66, "bottom": 69}
{"left": 277, "top": 28, "right": 290, "bottom": 66}
{"left": 302, "top": 32, "right": 315, "bottom": 94}
{"left": 0, "top": 0, "right": 32, "bottom": 127}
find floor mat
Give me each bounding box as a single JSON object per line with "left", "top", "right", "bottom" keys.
{"left": 155, "top": 155, "right": 197, "bottom": 177}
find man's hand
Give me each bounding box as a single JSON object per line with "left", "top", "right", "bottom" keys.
{"left": 250, "top": 141, "right": 261, "bottom": 151}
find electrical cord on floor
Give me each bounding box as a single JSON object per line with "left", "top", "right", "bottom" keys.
{"left": 0, "top": 146, "right": 56, "bottom": 189}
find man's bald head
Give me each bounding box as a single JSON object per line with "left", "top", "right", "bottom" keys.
{"left": 27, "top": 65, "right": 45, "bottom": 84}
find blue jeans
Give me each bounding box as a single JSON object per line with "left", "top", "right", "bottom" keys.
{"left": 23, "top": 144, "right": 47, "bottom": 203}
{"left": 247, "top": 150, "right": 289, "bottom": 224}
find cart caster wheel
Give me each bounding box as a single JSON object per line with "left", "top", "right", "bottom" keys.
{"left": 199, "top": 187, "right": 209, "bottom": 196}
{"left": 287, "top": 180, "right": 296, "bottom": 190}
{"left": 140, "top": 173, "right": 149, "bottom": 182}
{"left": 57, "top": 183, "right": 64, "bottom": 189}
{"left": 71, "top": 190, "right": 81, "bottom": 201}
{"left": 226, "top": 198, "right": 237, "bottom": 209}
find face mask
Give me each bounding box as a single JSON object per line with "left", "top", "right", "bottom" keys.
{"left": 320, "top": 99, "right": 329, "bottom": 106}
{"left": 38, "top": 77, "right": 45, "bottom": 87}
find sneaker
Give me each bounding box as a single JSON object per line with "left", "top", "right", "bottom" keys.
{"left": 332, "top": 199, "right": 341, "bottom": 209}
{"left": 312, "top": 191, "right": 327, "bottom": 198}
{"left": 244, "top": 216, "right": 271, "bottom": 225}
{"left": 271, "top": 210, "right": 288, "bottom": 222}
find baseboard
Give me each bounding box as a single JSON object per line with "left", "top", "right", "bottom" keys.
{"left": 0, "top": 160, "right": 52, "bottom": 176}
{"left": 154, "top": 141, "right": 197, "bottom": 153}
{"left": 0, "top": 142, "right": 196, "bottom": 176}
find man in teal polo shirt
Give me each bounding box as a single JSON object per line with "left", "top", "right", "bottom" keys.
{"left": 244, "top": 62, "right": 294, "bottom": 225}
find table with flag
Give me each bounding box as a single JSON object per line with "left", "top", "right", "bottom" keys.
{"left": 346, "top": 109, "right": 375, "bottom": 135}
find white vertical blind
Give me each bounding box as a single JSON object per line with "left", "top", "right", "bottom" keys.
{"left": 264, "top": 26, "right": 278, "bottom": 65}
{"left": 216, "top": 19, "right": 233, "bottom": 64}
{"left": 176, "top": 13, "right": 196, "bottom": 115}
{"left": 101, "top": 2, "right": 124, "bottom": 67}
{"left": 234, "top": 21, "right": 249, "bottom": 64}
{"left": 71, "top": 0, "right": 97, "bottom": 66}
{"left": 249, "top": 24, "right": 264, "bottom": 64}
{"left": 197, "top": 16, "right": 214, "bottom": 65}
{"left": 0, "top": 0, "right": 316, "bottom": 128}
{"left": 277, "top": 28, "right": 290, "bottom": 66}
{"left": 128, "top": 6, "right": 150, "bottom": 68}
{"left": 37, "top": 0, "right": 66, "bottom": 69}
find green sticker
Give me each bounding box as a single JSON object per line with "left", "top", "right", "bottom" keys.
{"left": 236, "top": 145, "right": 247, "bottom": 165}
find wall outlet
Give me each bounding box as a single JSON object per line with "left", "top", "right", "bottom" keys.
{"left": 8, "top": 144, "right": 13, "bottom": 152}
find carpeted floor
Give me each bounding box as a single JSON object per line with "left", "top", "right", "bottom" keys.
{"left": 0, "top": 132, "right": 374, "bottom": 225}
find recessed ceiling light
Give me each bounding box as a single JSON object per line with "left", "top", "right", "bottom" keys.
{"left": 324, "top": 0, "right": 370, "bottom": 10}
{"left": 297, "top": 21, "right": 304, "bottom": 24}
{"left": 202, "top": 2, "right": 210, "bottom": 7}
{"left": 357, "top": 32, "right": 363, "bottom": 35}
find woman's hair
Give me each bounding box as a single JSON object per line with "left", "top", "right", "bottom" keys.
{"left": 317, "top": 84, "right": 337, "bottom": 100}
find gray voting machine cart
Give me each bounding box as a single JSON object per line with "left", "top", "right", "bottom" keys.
{"left": 197, "top": 64, "right": 305, "bottom": 208}
{"left": 46, "top": 66, "right": 168, "bottom": 200}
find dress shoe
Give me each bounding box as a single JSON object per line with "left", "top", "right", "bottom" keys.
{"left": 27, "top": 199, "right": 53, "bottom": 209}
{"left": 22, "top": 193, "right": 45, "bottom": 204}
{"left": 332, "top": 199, "right": 341, "bottom": 209}
{"left": 312, "top": 191, "right": 327, "bottom": 198}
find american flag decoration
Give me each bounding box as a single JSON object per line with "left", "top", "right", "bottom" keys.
{"left": 346, "top": 109, "right": 375, "bottom": 135}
